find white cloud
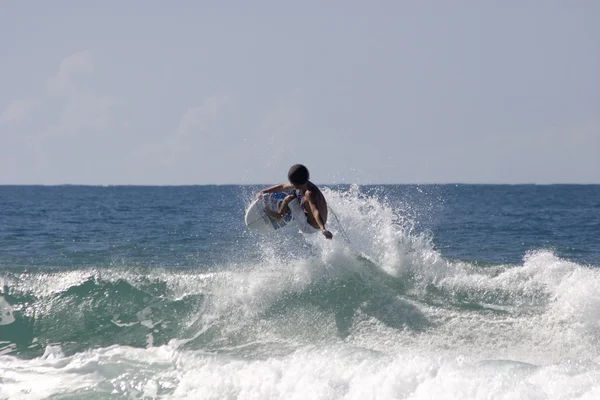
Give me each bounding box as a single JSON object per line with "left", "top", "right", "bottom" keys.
{"left": 176, "top": 95, "right": 233, "bottom": 138}
{"left": 1, "top": 51, "right": 102, "bottom": 132}
{"left": 44, "top": 52, "right": 124, "bottom": 140}
{"left": 47, "top": 51, "right": 94, "bottom": 92}
{"left": 1, "top": 99, "right": 27, "bottom": 124}
{"left": 29, "top": 51, "right": 121, "bottom": 139}
{"left": 239, "top": 96, "right": 305, "bottom": 182}
{"left": 128, "top": 94, "right": 235, "bottom": 184}
{"left": 126, "top": 93, "right": 307, "bottom": 184}
{"left": 44, "top": 92, "right": 119, "bottom": 138}
{"left": 0, "top": 51, "right": 130, "bottom": 184}
{"left": 0, "top": 97, "right": 40, "bottom": 125}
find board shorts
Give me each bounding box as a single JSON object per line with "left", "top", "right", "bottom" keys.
{"left": 288, "top": 198, "right": 319, "bottom": 234}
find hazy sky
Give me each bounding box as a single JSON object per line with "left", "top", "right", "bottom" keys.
{"left": 1, "top": 1, "right": 599, "bottom": 184}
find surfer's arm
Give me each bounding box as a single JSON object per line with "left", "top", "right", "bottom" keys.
{"left": 305, "top": 193, "right": 333, "bottom": 240}
{"left": 259, "top": 184, "right": 295, "bottom": 197}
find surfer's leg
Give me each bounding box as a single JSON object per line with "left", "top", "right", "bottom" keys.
{"left": 288, "top": 198, "right": 319, "bottom": 234}
{"left": 278, "top": 194, "right": 295, "bottom": 216}
{"left": 264, "top": 194, "right": 295, "bottom": 220}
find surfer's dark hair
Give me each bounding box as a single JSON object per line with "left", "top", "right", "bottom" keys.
{"left": 288, "top": 164, "right": 309, "bottom": 185}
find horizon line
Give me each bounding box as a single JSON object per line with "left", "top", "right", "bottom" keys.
{"left": 1, "top": 182, "right": 599, "bottom": 187}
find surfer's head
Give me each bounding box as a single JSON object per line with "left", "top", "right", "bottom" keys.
{"left": 288, "top": 164, "right": 309, "bottom": 186}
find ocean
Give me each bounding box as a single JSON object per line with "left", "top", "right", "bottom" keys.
{"left": 1, "top": 184, "right": 599, "bottom": 399}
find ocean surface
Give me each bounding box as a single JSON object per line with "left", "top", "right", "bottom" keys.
{"left": 1, "top": 184, "right": 599, "bottom": 399}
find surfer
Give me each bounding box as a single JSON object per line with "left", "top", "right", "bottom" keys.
{"left": 259, "top": 164, "right": 333, "bottom": 240}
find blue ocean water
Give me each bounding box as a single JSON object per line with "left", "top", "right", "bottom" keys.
{"left": 1, "top": 184, "right": 599, "bottom": 399}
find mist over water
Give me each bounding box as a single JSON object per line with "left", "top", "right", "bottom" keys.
{"left": 1, "top": 185, "right": 599, "bottom": 399}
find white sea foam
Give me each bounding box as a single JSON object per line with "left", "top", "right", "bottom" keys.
{"left": 2, "top": 343, "right": 600, "bottom": 399}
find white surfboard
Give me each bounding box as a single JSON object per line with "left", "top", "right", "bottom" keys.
{"left": 245, "top": 192, "right": 295, "bottom": 234}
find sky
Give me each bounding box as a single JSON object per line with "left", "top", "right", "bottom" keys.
{"left": 1, "top": 1, "right": 599, "bottom": 185}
